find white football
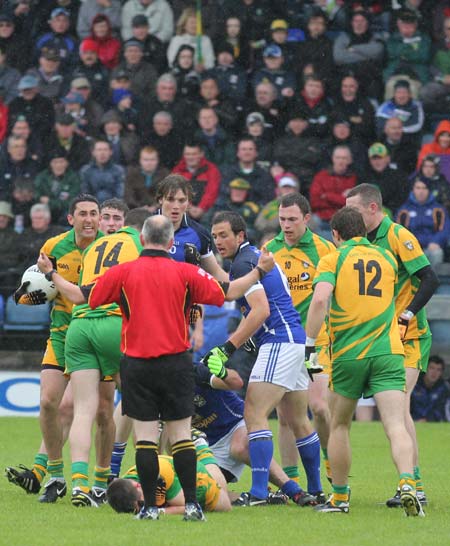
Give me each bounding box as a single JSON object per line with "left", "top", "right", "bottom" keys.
{"left": 21, "top": 264, "right": 58, "bottom": 302}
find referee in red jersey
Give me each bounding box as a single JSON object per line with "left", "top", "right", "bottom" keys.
{"left": 87, "top": 215, "right": 275, "bottom": 521}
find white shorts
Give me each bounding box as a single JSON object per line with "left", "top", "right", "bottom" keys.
{"left": 210, "top": 419, "right": 246, "bottom": 482}
{"left": 249, "top": 342, "right": 309, "bottom": 392}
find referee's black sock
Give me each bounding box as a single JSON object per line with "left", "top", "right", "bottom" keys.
{"left": 135, "top": 441, "right": 159, "bottom": 509}
{"left": 172, "top": 439, "right": 197, "bottom": 504}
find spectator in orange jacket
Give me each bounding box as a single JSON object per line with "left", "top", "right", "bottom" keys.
{"left": 172, "top": 140, "right": 221, "bottom": 221}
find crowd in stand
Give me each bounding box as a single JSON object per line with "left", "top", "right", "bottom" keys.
{"left": 1, "top": 0, "right": 450, "bottom": 294}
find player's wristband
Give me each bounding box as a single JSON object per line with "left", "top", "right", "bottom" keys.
{"left": 306, "top": 336, "right": 316, "bottom": 346}
{"left": 45, "top": 269, "right": 57, "bottom": 282}
{"left": 402, "top": 310, "right": 414, "bottom": 320}
{"left": 255, "top": 266, "right": 267, "bottom": 280}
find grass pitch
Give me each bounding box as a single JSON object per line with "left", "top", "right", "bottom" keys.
{"left": 0, "top": 418, "right": 449, "bottom": 546}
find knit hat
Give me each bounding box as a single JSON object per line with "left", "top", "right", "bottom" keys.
{"left": 0, "top": 200, "right": 13, "bottom": 218}
{"left": 80, "top": 38, "right": 99, "bottom": 54}
{"left": 112, "top": 88, "right": 133, "bottom": 105}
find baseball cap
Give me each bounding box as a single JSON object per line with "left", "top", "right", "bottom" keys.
{"left": 62, "top": 91, "right": 85, "bottom": 105}
{"left": 397, "top": 9, "right": 418, "bottom": 23}
{"left": 132, "top": 14, "right": 149, "bottom": 27}
{"left": 271, "top": 19, "right": 288, "bottom": 31}
{"left": 40, "top": 47, "right": 60, "bottom": 61}
{"left": 394, "top": 79, "right": 411, "bottom": 90}
{"left": 111, "top": 68, "right": 130, "bottom": 81}
{"left": 124, "top": 39, "right": 144, "bottom": 51}
{"left": 229, "top": 178, "right": 251, "bottom": 190}
{"left": 0, "top": 200, "right": 13, "bottom": 218}
{"left": 368, "top": 143, "right": 388, "bottom": 158}
{"left": 246, "top": 112, "right": 265, "bottom": 126}
{"left": 50, "top": 7, "right": 70, "bottom": 19}
{"left": 71, "top": 77, "right": 91, "bottom": 89}
{"left": 80, "top": 38, "right": 99, "bottom": 54}
{"left": 278, "top": 174, "right": 299, "bottom": 189}
{"left": 263, "top": 44, "right": 282, "bottom": 58}
{"left": 18, "top": 75, "right": 39, "bottom": 90}
{"left": 56, "top": 112, "right": 75, "bottom": 125}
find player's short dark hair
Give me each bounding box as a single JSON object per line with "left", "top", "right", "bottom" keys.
{"left": 69, "top": 193, "right": 99, "bottom": 215}
{"left": 347, "top": 183, "right": 383, "bottom": 209}
{"left": 279, "top": 192, "right": 311, "bottom": 215}
{"left": 107, "top": 479, "right": 140, "bottom": 514}
{"left": 212, "top": 210, "right": 247, "bottom": 237}
{"left": 100, "top": 198, "right": 129, "bottom": 215}
{"left": 125, "top": 207, "right": 151, "bottom": 230}
{"left": 330, "top": 207, "right": 366, "bottom": 240}
{"left": 156, "top": 174, "right": 193, "bottom": 202}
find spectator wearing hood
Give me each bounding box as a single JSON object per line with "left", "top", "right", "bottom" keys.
{"left": 396, "top": 177, "right": 450, "bottom": 267}
{"left": 89, "top": 14, "right": 121, "bottom": 70}
{"left": 171, "top": 44, "right": 200, "bottom": 102}
{"left": 77, "top": 0, "right": 121, "bottom": 39}
{"left": 417, "top": 120, "right": 450, "bottom": 181}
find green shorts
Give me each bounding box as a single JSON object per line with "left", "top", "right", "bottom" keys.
{"left": 330, "top": 354, "right": 405, "bottom": 400}
{"left": 403, "top": 336, "right": 432, "bottom": 372}
{"left": 42, "top": 330, "right": 67, "bottom": 371}
{"left": 65, "top": 316, "right": 122, "bottom": 377}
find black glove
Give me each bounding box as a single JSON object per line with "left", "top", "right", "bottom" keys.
{"left": 305, "top": 345, "right": 323, "bottom": 381}
{"left": 184, "top": 243, "right": 201, "bottom": 266}
{"left": 189, "top": 304, "right": 203, "bottom": 325}
{"left": 14, "top": 281, "right": 47, "bottom": 305}
{"left": 242, "top": 337, "right": 257, "bottom": 354}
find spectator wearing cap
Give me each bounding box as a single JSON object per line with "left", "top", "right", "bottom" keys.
{"left": 411, "top": 154, "right": 450, "bottom": 214}
{"left": 0, "top": 44, "right": 20, "bottom": 104}
{"left": 8, "top": 114, "right": 43, "bottom": 166}
{"left": 333, "top": 9, "right": 385, "bottom": 100}
{"left": 384, "top": 9, "right": 431, "bottom": 97}
{"left": 34, "top": 147, "right": 81, "bottom": 225}
{"left": 170, "top": 44, "right": 200, "bottom": 102}
{"left": 80, "top": 138, "right": 125, "bottom": 202}
{"left": 396, "top": 177, "right": 450, "bottom": 267}
{"left": 34, "top": 7, "right": 78, "bottom": 73}
{"left": 252, "top": 44, "right": 296, "bottom": 101}
{"left": 124, "top": 144, "right": 169, "bottom": 209}
{"left": 111, "top": 88, "right": 139, "bottom": 132}
{"left": 88, "top": 14, "right": 121, "bottom": 70}
{"left": 272, "top": 112, "right": 322, "bottom": 193}
{"left": 46, "top": 112, "right": 91, "bottom": 170}
{"left": 121, "top": 0, "right": 174, "bottom": 44}
{"left": 205, "top": 41, "right": 247, "bottom": 105}
{"left": 172, "top": 139, "right": 221, "bottom": 220}
{"left": 193, "top": 106, "right": 235, "bottom": 168}
{"left": 33, "top": 1, "right": 80, "bottom": 39}
{"left": 245, "top": 81, "right": 285, "bottom": 138}
{"left": 8, "top": 74, "right": 55, "bottom": 140}
{"left": 286, "top": 74, "right": 332, "bottom": 139}
{"left": 0, "top": 11, "right": 30, "bottom": 73}
{"left": 416, "top": 120, "right": 450, "bottom": 180}
{"left": 0, "top": 199, "right": 21, "bottom": 296}
{"left": 333, "top": 74, "right": 375, "bottom": 146}
{"left": 167, "top": 7, "right": 215, "bottom": 71}
{"left": 129, "top": 13, "right": 166, "bottom": 73}
{"left": 363, "top": 142, "right": 409, "bottom": 214}
{"left": 244, "top": 111, "right": 273, "bottom": 167}
{"left": 266, "top": 19, "right": 298, "bottom": 71}
{"left": 71, "top": 39, "right": 109, "bottom": 107}
{"left": 77, "top": 0, "right": 121, "bottom": 40}
{"left": 381, "top": 117, "right": 417, "bottom": 175}
{"left": 26, "top": 47, "right": 65, "bottom": 101}
{"left": 376, "top": 79, "right": 424, "bottom": 145}
{"left": 220, "top": 136, "right": 275, "bottom": 207}
{"left": 144, "top": 110, "right": 182, "bottom": 169}
{"left": 100, "top": 109, "right": 139, "bottom": 165}
{"left": 0, "top": 135, "right": 38, "bottom": 204}
{"left": 117, "top": 39, "right": 158, "bottom": 99}
{"left": 254, "top": 173, "right": 299, "bottom": 235}
{"left": 196, "top": 75, "right": 238, "bottom": 133}
{"left": 323, "top": 115, "right": 368, "bottom": 175}
{"left": 60, "top": 90, "right": 94, "bottom": 138}
{"left": 295, "top": 10, "right": 334, "bottom": 93}
{"left": 69, "top": 76, "right": 104, "bottom": 130}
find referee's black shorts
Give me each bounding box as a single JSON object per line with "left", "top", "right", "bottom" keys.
{"left": 120, "top": 351, "right": 194, "bottom": 422}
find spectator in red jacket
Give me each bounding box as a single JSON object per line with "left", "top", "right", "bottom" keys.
{"left": 172, "top": 140, "right": 221, "bottom": 220}
{"left": 89, "top": 14, "right": 121, "bottom": 70}
{"left": 309, "top": 145, "right": 357, "bottom": 240}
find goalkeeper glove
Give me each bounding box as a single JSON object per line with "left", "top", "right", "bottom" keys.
{"left": 305, "top": 345, "right": 323, "bottom": 381}
{"left": 189, "top": 304, "right": 203, "bottom": 325}
{"left": 14, "top": 281, "right": 47, "bottom": 305}
{"left": 201, "top": 341, "right": 236, "bottom": 379}
{"left": 398, "top": 310, "right": 413, "bottom": 341}
{"left": 184, "top": 243, "right": 201, "bottom": 266}
{"left": 242, "top": 337, "right": 257, "bottom": 355}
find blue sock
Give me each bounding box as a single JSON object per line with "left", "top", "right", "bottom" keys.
{"left": 248, "top": 430, "right": 273, "bottom": 499}
{"left": 281, "top": 479, "right": 302, "bottom": 498}
{"left": 110, "top": 442, "right": 127, "bottom": 477}
{"left": 296, "top": 432, "right": 322, "bottom": 494}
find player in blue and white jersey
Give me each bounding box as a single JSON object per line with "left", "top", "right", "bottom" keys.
{"left": 205, "top": 211, "right": 322, "bottom": 507}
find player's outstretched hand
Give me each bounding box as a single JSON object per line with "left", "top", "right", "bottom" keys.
{"left": 257, "top": 247, "right": 275, "bottom": 274}
{"left": 14, "top": 281, "right": 47, "bottom": 305}
{"left": 184, "top": 243, "right": 201, "bottom": 266}
{"left": 305, "top": 345, "right": 323, "bottom": 381}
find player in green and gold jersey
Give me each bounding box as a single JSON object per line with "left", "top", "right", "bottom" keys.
{"left": 306, "top": 207, "right": 423, "bottom": 517}
{"left": 346, "top": 184, "right": 439, "bottom": 507}
{"left": 265, "top": 193, "right": 334, "bottom": 493}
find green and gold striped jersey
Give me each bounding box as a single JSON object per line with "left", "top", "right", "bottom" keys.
{"left": 265, "top": 228, "right": 335, "bottom": 346}
{"left": 40, "top": 229, "right": 102, "bottom": 333}
{"left": 72, "top": 226, "right": 142, "bottom": 319}
{"left": 370, "top": 216, "right": 431, "bottom": 340}
{"left": 314, "top": 237, "right": 404, "bottom": 362}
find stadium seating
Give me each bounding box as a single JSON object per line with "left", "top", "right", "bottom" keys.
{"left": 3, "top": 296, "right": 51, "bottom": 332}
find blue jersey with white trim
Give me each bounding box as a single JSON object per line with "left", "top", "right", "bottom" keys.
{"left": 193, "top": 363, "right": 244, "bottom": 446}
{"left": 230, "top": 242, "right": 305, "bottom": 346}
{"left": 157, "top": 211, "right": 213, "bottom": 262}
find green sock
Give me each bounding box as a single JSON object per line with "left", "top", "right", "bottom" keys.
{"left": 93, "top": 465, "right": 110, "bottom": 490}
{"left": 332, "top": 484, "right": 350, "bottom": 505}
{"left": 47, "top": 458, "right": 64, "bottom": 479}
{"left": 32, "top": 453, "right": 48, "bottom": 482}
{"left": 72, "top": 461, "right": 89, "bottom": 492}
{"left": 413, "top": 466, "right": 423, "bottom": 492}
{"left": 283, "top": 465, "right": 300, "bottom": 484}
